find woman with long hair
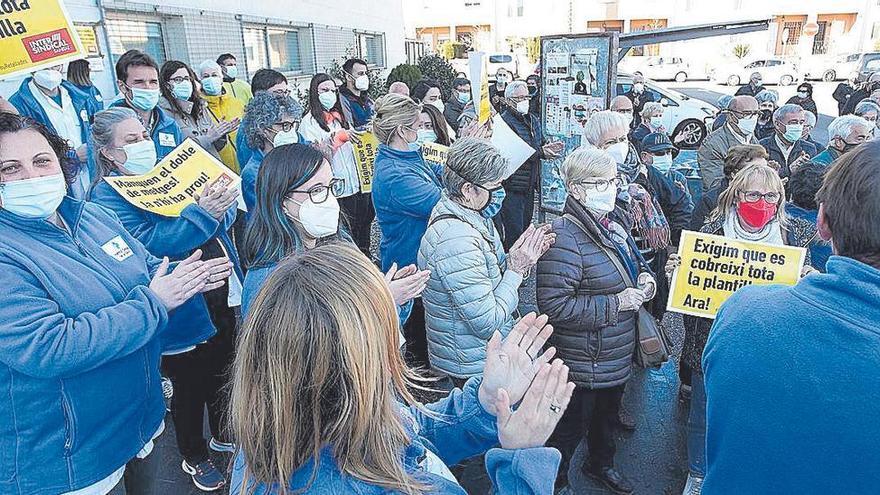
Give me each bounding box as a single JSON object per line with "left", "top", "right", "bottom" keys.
{"left": 230, "top": 244, "right": 575, "bottom": 494}
{"left": 299, "top": 72, "right": 374, "bottom": 257}
{"left": 672, "top": 162, "right": 815, "bottom": 495}
{"left": 158, "top": 60, "right": 236, "bottom": 161}
{"left": 66, "top": 58, "right": 103, "bottom": 115}
{"left": 417, "top": 103, "right": 452, "bottom": 146}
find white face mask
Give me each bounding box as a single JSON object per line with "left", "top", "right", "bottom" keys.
{"left": 272, "top": 128, "right": 299, "bottom": 147}
{"left": 578, "top": 185, "right": 617, "bottom": 216}
{"left": 354, "top": 74, "right": 370, "bottom": 91}
{"left": 516, "top": 100, "right": 530, "bottom": 114}
{"left": 737, "top": 115, "right": 758, "bottom": 135}
{"left": 633, "top": 83, "right": 645, "bottom": 93}
{"left": 650, "top": 116, "right": 664, "bottom": 129}
{"left": 606, "top": 141, "right": 630, "bottom": 164}
{"left": 797, "top": 91, "right": 808, "bottom": 99}
{"left": 0, "top": 173, "right": 67, "bottom": 218}
{"left": 292, "top": 194, "right": 340, "bottom": 238}
{"left": 318, "top": 91, "right": 337, "bottom": 111}
{"left": 117, "top": 140, "right": 158, "bottom": 175}
{"left": 430, "top": 100, "right": 445, "bottom": 113}
{"left": 33, "top": 69, "right": 64, "bottom": 91}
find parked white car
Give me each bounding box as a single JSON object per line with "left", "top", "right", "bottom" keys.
{"left": 617, "top": 75, "right": 717, "bottom": 149}
{"left": 487, "top": 53, "right": 519, "bottom": 78}
{"left": 711, "top": 58, "right": 800, "bottom": 86}
{"left": 633, "top": 56, "right": 694, "bottom": 82}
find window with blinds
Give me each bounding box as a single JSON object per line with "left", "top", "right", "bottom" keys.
{"left": 105, "top": 19, "right": 167, "bottom": 65}
{"left": 357, "top": 33, "right": 385, "bottom": 67}
{"left": 244, "top": 26, "right": 305, "bottom": 75}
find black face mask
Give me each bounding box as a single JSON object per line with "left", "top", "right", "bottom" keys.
{"left": 528, "top": 86, "right": 538, "bottom": 96}
{"left": 760, "top": 109, "right": 772, "bottom": 120}
{"left": 837, "top": 139, "right": 861, "bottom": 154}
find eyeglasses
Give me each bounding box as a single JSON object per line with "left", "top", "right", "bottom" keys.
{"left": 509, "top": 95, "right": 531, "bottom": 103}
{"left": 576, "top": 177, "right": 620, "bottom": 192}
{"left": 651, "top": 150, "right": 672, "bottom": 157}
{"left": 614, "top": 109, "right": 633, "bottom": 115}
{"left": 168, "top": 76, "right": 192, "bottom": 84}
{"left": 730, "top": 109, "right": 760, "bottom": 118}
{"left": 741, "top": 190, "right": 781, "bottom": 204}
{"left": 272, "top": 121, "right": 299, "bottom": 132}
{"left": 271, "top": 89, "right": 292, "bottom": 97}
{"left": 288, "top": 178, "right": 345, "bottom": 204}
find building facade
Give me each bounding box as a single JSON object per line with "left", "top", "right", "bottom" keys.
{"left": 1, "top": 0, "right": 405, "bottom": 100}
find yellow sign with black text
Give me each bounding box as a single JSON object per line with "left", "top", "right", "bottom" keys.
{"left": 422, "top": 142, "right": 449, "bottom": 170}
{"left": 352, "top": 131, "right": 378, "bottom": 193}
{"left": 0, "top": 0, "right": 85, "bottom": 79}
{"left": 667, "top": 230, "right": 807, "bottom": 319}
{"left": 104, "top": 139, "right": 241, "bottom": 218}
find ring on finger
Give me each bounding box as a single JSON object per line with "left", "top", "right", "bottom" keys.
{"left": 549, "top": 403, "right": 562, "bottom": 414}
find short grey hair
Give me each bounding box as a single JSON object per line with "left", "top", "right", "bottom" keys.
{"left": 773, "top": 103, "right": 805, "bottom": 123}
{"left": 443, "top": 137, "right": 509, "bottom": 199}
{"left": 804, "top": 111, "right": 817, "bottom": 127}
{"left": 504, "top": 80, "right": 528, "bottom": 98}
{"left": 197, "top": 60, "right": 222, "bottom": 76}
{"left": 582, "top": 110, "right": 629, "bottom": 147}
{"left": 561, "top": 147, "right": 617, "bottom": 188}
{"left": 755, "top": 89, "right": 778, "bottom": 104}
{"left": 240, "top": 91, "right": 304, "bottom": 151}
{"left": 827, "top": 115, "right": 871, "bottom": 141}
{"left": 641, "top": 101, "right": 663, "bottom": 118}
{"left": 88, "top": 106, "right": 143, "bottom": 192}
{"left": 854, "top": 99, "right": 880, "bottom": 117}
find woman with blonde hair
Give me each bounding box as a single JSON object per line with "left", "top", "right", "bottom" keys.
{"left": 229, "top": 244, "right": 575, "bottom": 494}
{"left": 671, "top": 161, "right": 814, "bottom": 495}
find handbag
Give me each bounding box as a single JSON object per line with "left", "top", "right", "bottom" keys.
{"left": 563, "top": 214, "right": 671, "bottom": 368}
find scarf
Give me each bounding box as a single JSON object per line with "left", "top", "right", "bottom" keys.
{"left": 620, "top": 182, "right": 670, "bottom": 251}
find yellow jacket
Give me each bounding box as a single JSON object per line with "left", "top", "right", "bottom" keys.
{"left": 203, "top": 91, "right": 245, "bottom": 174}
{"left": 223, "top": 79, "right": 252, "bottom": 108}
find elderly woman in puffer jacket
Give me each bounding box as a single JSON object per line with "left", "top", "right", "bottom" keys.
{"left": 418, "top": 137, "right": 554, "bottom": 387}
{"left": 536, "top": 147, "right": 656, "bottom": 494}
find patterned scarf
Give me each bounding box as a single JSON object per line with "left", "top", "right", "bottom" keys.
{"left": 624, "top": 183, "right": 670, "bottom": 251}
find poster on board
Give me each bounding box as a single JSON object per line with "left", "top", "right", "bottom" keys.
{"left": 538, "top": 33, "right": 618, "bottom": 215}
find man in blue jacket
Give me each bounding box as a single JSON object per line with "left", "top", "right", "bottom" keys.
{"left": 758, "top": 103, "right": 818, "bottom": 179}
{"left": 110, "top": 50, "right": 184, "bottom": 160}
{"left": 810, "top": 114, "right": 871, "bottom": 167}
{"left": 702, "top": 141, "right": 880, "bottom": 494}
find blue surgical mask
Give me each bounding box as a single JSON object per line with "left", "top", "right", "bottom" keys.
{"left": 457, "top": 91, "right": 471, "bottom": 104}
{"left": 651, "top": 153, "right": 673, "bottom": 174}
{"left": 417, "top": 129, "right": 437, "bottom": 145}
{"left": 0, "top": 173, "right": 67, "bottom": 218}
{"left": 225, "top": 65, "right": 239, "bottom": 80}
{"left": 318, "top": 91, "right": 337, "bottom": 111}
{"left": 128, "top": 87, "right": 160, "bottom": 111}
{"left": 480, "top": 186, "right": 506, "bottom": 219}
{"left": 272, "top": 128, "right": 299, "bottom": 147}
{"left": 783, "top": 123, "right": 804, "bottom": 142}
{"left": 650, "top": 116, "right": 664, "bottom": 129}
{"left": 171, "top": 80, "right": 193, "bottom": 100}
{"left": 201, "top": 76, "right": 223, "bottom": 96}
{"left": 117, "top": 140, "right": 158, "bottom": 175}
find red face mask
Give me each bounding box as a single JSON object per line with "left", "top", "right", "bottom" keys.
{"left": 737, "top": 198, "right": 778, "bottom": 229}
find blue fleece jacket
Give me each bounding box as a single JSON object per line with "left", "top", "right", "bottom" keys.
{"left": 373, "top": 144, "right": 443, "bottom": 271}
{"left": 109, "top": 100, "right": 185, "bottom": 160}
{"left": 240, "top": 149, "right": 264, "bottom": 216}
{"left": 702, "top": 256, "right": 880, "bottom": 494}
{"left": 90, "top": 175, "right": 243, "bottom": 351}
{"left": 229, "top": 377, "right": 561, "bottom": 494}
{"left": 0, "top": 198, "right": 168, "bottom": 495}
{"left": 70, "top": 82, "right": 104, "bottom": 116}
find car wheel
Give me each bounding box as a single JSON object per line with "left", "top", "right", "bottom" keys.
{"left": 672, "top": 119, "right": 708, "bottom": 150}
{"left": 674, "top": 71, "right": 688, "bottom": 83}
{"left": 726, "top": 75, "right": 740, "bottom": 86}
{"left": 780, "top": 74, "right": 794, "bottom": 86}
{"left": 823, "top": 70, "right": 836, "bottom": 82}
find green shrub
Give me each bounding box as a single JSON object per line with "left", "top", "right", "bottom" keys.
{"left": 386, "top": 64, "right": 423, "bottom": 92}
{"left": 417, "top": 54, "right": 457, "bottom": 100}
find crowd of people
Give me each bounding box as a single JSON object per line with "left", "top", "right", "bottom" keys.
{"left": 0, "top": 48, "right": 877, "bottom": 495}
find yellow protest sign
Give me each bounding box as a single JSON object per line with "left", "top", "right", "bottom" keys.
{"left": 75, "top": 24, "right": 99, "bottom": 57}
{"left": 352, "top": 131, "right": 378, "bottom": 193}
{"left": 667, "top": 230, "right": 807, "bottom": 319}
{"left": 104, "top": 139, "right": 241, "bottom": 217}
{"left": 0, "top": 0, "right": 85, "bottom": 79}
{"left": 468, "top": 51, "right": 491, "bottom": 124}
{"left": 422, "top": 142, "right": 448, "bottom": 170}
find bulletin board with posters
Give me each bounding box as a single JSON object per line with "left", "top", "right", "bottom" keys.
{"left": 539, "top": 33, "right": 618, "bottom": 215}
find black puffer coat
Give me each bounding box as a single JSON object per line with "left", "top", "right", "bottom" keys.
{"left": 537, "top": 197, "right": 639, "bottom": 389}
{"left": 500, "top": 108, "right": 544, "bottom": 193}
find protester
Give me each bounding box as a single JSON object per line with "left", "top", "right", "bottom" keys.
{"left": 610, "top": 95, "right": 635, "bottom": 130}
{"left": 832, "top": 72, "right": 858, "bottom": 115}
{"left": 111, "top": 50, "right": 185, "bottom": 160}
{"left": 785, "top": 82, "right": 817, "bottom": 116}
{"left": 388, "top": 80, "right": 411, "bottom": 96}
{"left": 734, "top": 72, "right": 765, "bottom": 97}
{"left": 697, "top": 95, "right": 759, "bottom": 191}
{"left": 216, "top": 53, "right": 253, "bottom": 107}
{"left": 624, "top": 73, "right": 656, "bottom": 128}
{"left": 538, "top": 147, "right": 657, "bottom": 494}
{"left": 692, "top": 144, "right": 769, "bottom": 230}
{"left": 852, "top": 99, "right": 879, "bottom": 132}
{"left": 230, "top": 244, "right": 574, "bottom": 494}
{"left": 700, "top": 142, "right": 880, "bottom": 494}
{"left": 526, "top": 74, "right": 541, "bottom": 115}
{"left": 373, "top": 93, "right": 440, "bottom": 369}
{"left": 235, "top": 68, "right": 289, "bottom": 166}
{"left": 0, "top": 112, "right": 230, "bottom": 494}
{"left": 197, "top": 60, "right": 244, "bottom": 173}
{"left": 758, "top": 103, "right": 817, "bottom": 179}
{"left": 8, "top": 64, "right": 93, "bottom": 196}
{"left": 711, "top": 94, "right": 734, "bottom": 131}
{"left": 419, "top": 137, "right": 553, "bottom": 383}
{"left": 671, "top": 162, "right": 814, "bottom": 495}
{"left": 802, "top": 110, "right": 825, "bottom": 153}
{"left": 419, "top": 103, "right": 452, "bottom": 146}
{"left": 630, "top": 101, "right": 664, "bottom": 151}
{"left": 787, "top": 162, "right": 832, "bottom": 272}
{"left": 497, "top": 80, "right": 562, "bottom": 249}
{"left": 842, "top": 71, "right": 880, "bottom": 115}
{"left": 339, "top": 57, "right": 375, "bottom": 128}
{"left": 445, "top": 77, "right": 471, "bottom": 132}
{"left": 413, "top": 79, "right": 444, "bottom": 111}
{"left": 239, "top": 91, "right": 304, "bottom": 213}
{"left": 88, "top": 107, "right": 243, "bottom": 491}
{"left": 753, "top": 89, "right": 778, "bottom": 141}
{"left": 490, "top": 68, "right": 512, "bottom": 110}
{"left": 811, "top": 114, "right": 871, "bottom": 167}
{"left": 299, "top": 72, "right": 373, "bottom": 256}
{"left": 67, "top": 59, "right": 104, "bottom": 115}
{"left": 158, "top": 60, "right": 235, "bottom": 161}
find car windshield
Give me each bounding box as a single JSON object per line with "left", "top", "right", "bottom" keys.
{"left": 865, "top": 57, "right": 880, "bottom": 72}
{"left": 489, "top": 55, "right": 512, "bottom": 63}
